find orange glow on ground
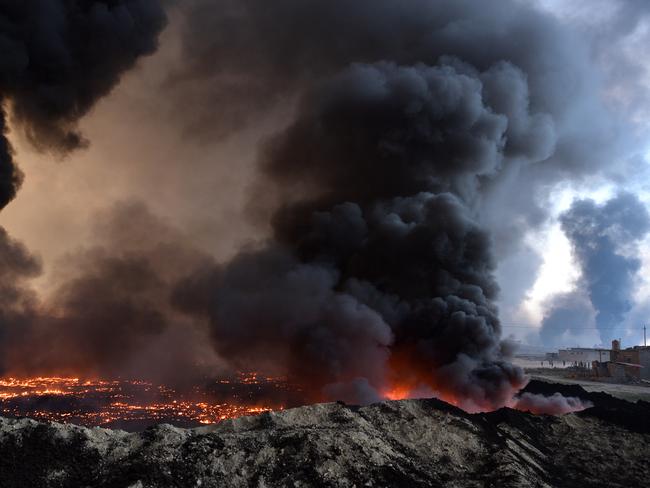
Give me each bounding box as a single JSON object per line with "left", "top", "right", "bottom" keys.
{"left": 382, "top": 386, "right": 413, "bottom": 401}
{"left": 0, "top": 375, "right": 287, "bottom": 428}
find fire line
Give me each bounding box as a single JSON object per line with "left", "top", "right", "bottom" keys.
{"left": 0, "top": 374, "right": 292, "bottom": 429}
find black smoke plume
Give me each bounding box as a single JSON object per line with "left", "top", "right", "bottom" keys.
{"left": 539, "top": 291, "right": 595, "bottom": 348}
{"left": 170, "top": 0, "right": 620, "bottom": 410}
{"left": 0, "top": 0, "right": 630, "bottom": 415}
{"left": 0, "top": 227, "right": 41, "bottom": 365}
{"left": 542, "top": 193, "right": 650, "bottom": 344}
{"left": 0, "top": 0, "right": 166, "bottom": 209}
{"left": 0, "top": 202, "right": 216, "bottom": 383}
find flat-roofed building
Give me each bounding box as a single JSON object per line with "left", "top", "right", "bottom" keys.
{"left": 558, "top": 348, "right": 610, "bottom": 365}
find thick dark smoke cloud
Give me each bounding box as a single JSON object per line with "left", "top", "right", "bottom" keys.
{"left": 0, "top": 0, "right": 166, "bottom": 209}
{"left": 263, "top": 61, "right": 552, "bottom": 211}
{"left": 0, "top": 227, "right": 41, "bottom": 368}
{"left": 169, "top": 0, "right": 623, "bottom": 410}
{"left": 541, "top": 193, "right": 650, "bottom": 344}
{"left": 174, "top": 245, "right": 394, "bottom": 404}
{"left": 1, "top": 202, "right": 216, "bottom": 382}
{"left": 539, "top": 291, "right": 596, "bottom": 348}
{"left": 171, "top": 0, "right": 608, "bottom": 174}
{"left": 0, "top": 0, "right": 633, "bottom": 415}
{"left": 0, "top": 111, "right": 22, "bottom": 208}
{"left": 170, "top": 0, "right": 616, "bottom": 286}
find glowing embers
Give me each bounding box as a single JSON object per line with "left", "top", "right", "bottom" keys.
{"left": 0, "top": 375, "right": 286, "bottom": 428}
{"left": 382, "top": 385, "right": 413, "bottom": 401}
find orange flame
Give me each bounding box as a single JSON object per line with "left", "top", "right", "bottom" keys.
{"left": 0, "top": 375, "right": 285, "bottom": 426}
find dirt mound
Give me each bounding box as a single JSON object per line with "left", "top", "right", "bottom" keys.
{"left": 1, "top": 391, "right": 649, "bottom": 487}
{"left": 522, "top": 379, "right": 650, "bottom": 433}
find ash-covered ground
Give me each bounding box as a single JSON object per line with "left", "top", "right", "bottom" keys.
{"left": 0, "top": 381, "right": 648, "bottom": 488}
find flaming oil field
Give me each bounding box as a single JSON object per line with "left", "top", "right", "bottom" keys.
{"left": 0, "top": 372, "right": 593, "bottom": 432}
{"left": 3, "top": 0, "right": 650, "bottom": 486}
{"left": 0, "top": 374, "right": 295, "bottom": 430}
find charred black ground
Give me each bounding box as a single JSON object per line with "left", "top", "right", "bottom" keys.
{"left": 0, "top": 381, "right": 648, "bottom": 488}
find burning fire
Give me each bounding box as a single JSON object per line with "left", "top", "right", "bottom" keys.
{"left": 0, "top": 374, "right": 289, "bottom": 429}
{"left": 380, "top": 379, "right": 590, "bottom": 415}
{"left": 382, "top": 385, "right": 413, "bottom": 401}
{"left": 0, "top": 373, "right": 590, "bottom": 428}
{"left": 381, "top": 382, "right": 462, "bottom": 409}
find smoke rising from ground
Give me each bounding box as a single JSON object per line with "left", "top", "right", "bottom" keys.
{"left": 539, "top": 291, "right": 596, "bottom": 348}
{"left": 541, "top": 193, "right": 650, "bottom": 344}
{"left": 0, "top": 0, "right": 641, "bottom": 412}
{"left": 0, "top": 202, "right": 218, "bottom": 383}
{"left": 170, "top": 0, "right": 623, "bottom": 409}
{"left": 512, "top": 392, "right": 593, "bottom": 415}
{"left": 0, "top": 227, "right": 41, "bottom": 367}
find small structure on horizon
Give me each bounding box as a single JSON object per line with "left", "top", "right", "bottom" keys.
{"left": 589, "top": 340, "right": 650, "bottom": 382}
{"left": 558, "top": 347, "right": 610, "bottom": 367}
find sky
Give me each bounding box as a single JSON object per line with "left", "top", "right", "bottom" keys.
{"left": 2, "top": 0, "right": 650, "bottom": 388}
{"left": 506, "top": 0, "right": 650, "bottom": 348}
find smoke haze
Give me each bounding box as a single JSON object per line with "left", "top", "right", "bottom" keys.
{"left": 0, "top": 0, "right": 648, "bottom": 413}
{"left": 0, "top": 201, "right": 220, "bottom": 384}
{"left": 513, "top": 392, "right": 592, "bottom": 415}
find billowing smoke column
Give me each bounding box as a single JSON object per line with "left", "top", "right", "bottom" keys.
{"left": 176, "top": 61, "right": 531, "bottom": 409}
{"left": 539, "top": 291, "right": 595, "bottom": 348}
{"left": 0, "top": 0, "right": 624, "bottom": 414}
{"left": 0, "top": 0, "right": 166, "bottom": 209}
{"left": 170, "top": 0, "right": 613, "bottom": 410}
{"left": 542, "top": 193, "right": 650, "bottom": 344}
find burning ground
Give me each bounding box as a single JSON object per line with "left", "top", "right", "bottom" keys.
{"left": 1, "top": 2, "right": 649, "bottom": 485}
{"left": 0, "top": 373, "right": 299, "bottom": 431}
{"left": 0, "top": 0, "right": 647, "bottom": 435}
{"left": 0, "top": 381, "right": 648, "bottom": 488}
{"left": 0, "top": 373, "right": 591, "bottom": 432}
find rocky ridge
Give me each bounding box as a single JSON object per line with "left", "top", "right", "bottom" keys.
{"left": 0, "top": 381, "right": 649, "bottom": 488}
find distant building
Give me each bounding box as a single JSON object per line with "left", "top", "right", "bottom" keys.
{"left": 611, "top": 346, "right": 650, "bottom": 380}
{"left": 606, "top": 361, "right": 643, "bottom": 381}
{"left": 558, "top": 348, "right": 610, "bottom": 365}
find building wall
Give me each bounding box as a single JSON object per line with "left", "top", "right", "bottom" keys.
{"left": 638, "top": 349, "right": 650, "bottom": 380}
{"left": 607, "top": 362, "right": 641, "bottom": 380}
{"left": 612, "top": 349, "right": 639, "bottom": 364}
{"left": 610, "top": 347, "right": 650, "bottom": 380}
{"left": 607, "top": 362, "right": 628, "bottom": 381}
{"left": 558, "top": 348, "right": 610, "bottom": 364}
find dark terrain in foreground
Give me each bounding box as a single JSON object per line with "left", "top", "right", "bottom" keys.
{"left": 0, "top": 381, "right": 649, "bottom": 488}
